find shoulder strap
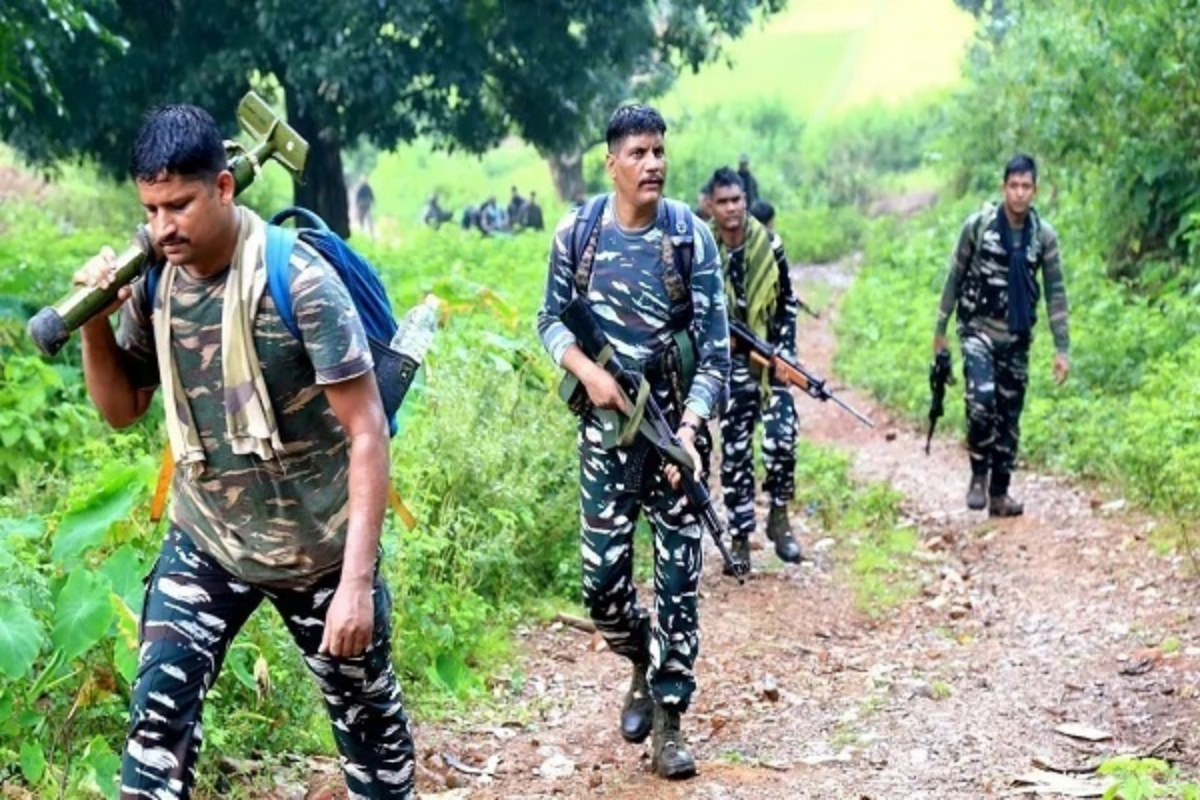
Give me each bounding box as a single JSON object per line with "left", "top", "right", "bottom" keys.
{"left": 264, "top": 224, "right": 301, "bottom": 340}
{"left": 660, "top": 199, "right": 695, "bottom": 329}
{"left": 570, "top": 195, "right": 607, "bottom": 296}
{"left": 144, "top": 263, "right": 162, "bottom": 316}
{"left": 663, "top": 198, "right": 694, "bottom": 286}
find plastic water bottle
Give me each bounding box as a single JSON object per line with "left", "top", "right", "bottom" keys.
{"left": 390, "top": 294, "right": 440, "bottom": 408}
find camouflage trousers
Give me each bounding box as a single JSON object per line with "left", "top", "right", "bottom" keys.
{"left": 577, "top": 387, "right": 705, "bottom": 713}
{"left": 718, "top": 357, "right": 797, "bottom": 539}
{"left": 122, "top": 527, "right": 415, "bottom": 800}
{"left": 961, "top": 331, "right": 1030, "bottom": 496}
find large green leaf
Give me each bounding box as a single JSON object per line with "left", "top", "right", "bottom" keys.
{"left": 0, "top": 597, "right": 43, "bottom": 679}
{"left": 51, "top": 568, "right": 114, "bottom": 662}
{"left": 112, "top": 602, "right": 139, "bottom": 686}
{"left": 80, "top": 735, "right": 120, "bottom": 800}
{"left": 51, "top": 462, "right": 152, "bottom": 568}
{"left": 20, "top": 740, "right": 46, "bottom": 785}
{"left": 100, "top": 544, "right": 150, "bottom": 612}
{"left": 0, "top": 515, "right": 44, "bottom": 539}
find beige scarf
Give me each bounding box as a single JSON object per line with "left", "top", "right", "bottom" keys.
{"left": 153, "top": 208, "right": 285, "bottom": 477}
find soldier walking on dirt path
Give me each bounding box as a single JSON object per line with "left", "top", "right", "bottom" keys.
{"left": 934, "top": 153, "right": 1071, "bottom": 517}
{"left": 75, "top": 105, "right": 415, "bottom": 799}
{"left": 704, "top": 166, "right": 803, "bottom": 571}
{"left": 536, "top": 103, "right": 730, "bottom": 780}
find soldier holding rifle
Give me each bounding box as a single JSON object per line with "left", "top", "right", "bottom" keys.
{"left": 536, "top": 104, "right": 730, "bottom": 780}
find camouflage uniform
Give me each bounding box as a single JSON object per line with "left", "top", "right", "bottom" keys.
{"left": 116, "top": 235, "right": 414, "bottom": 798}
{"left": 936, "top": 203, "right": 1069, "bottom": 496}
{"left": 716, "top": 222, "right": 800, "bottom": 541}
{"left": 537, "top": 196, "right": 729, "bottom": 712}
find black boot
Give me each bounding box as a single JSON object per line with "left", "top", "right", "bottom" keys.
{"left": 619, "top": 660, "right": 653, "bottom": 743}
{"left": 723, "top": 536, "right": 751, "bottom": 576}
{"left": 766, "top": 505, "right": 802, "bottom": 563}
{"left": 966, "top": 473, "right": 987, "bottom": 510}
{"left": 650, "top": 704, "right": 696, "bottom": 779}
{"left": 988, "top": 494, "right": 1024, "bottom": 517}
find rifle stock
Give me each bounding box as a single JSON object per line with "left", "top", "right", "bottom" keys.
{"left": 560, "top": 298, "right": 748, "bottom": 582}
{"left": 730, "top": 319, "right": 874, "bottom": 428}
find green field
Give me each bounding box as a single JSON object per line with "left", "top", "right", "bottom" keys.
{"left": 665, "top": 0, "right": 975, "bottom": 119}
{"left": 369, "top": 0, "right": 975, "bottom": 233}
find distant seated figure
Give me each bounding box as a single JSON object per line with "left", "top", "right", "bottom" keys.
{"left": 480, "top": 196, "right": 509, "bottom": 234}
{"left": 422, "top": 192, "right": 453, "bottom": 229}
{"left": 354, "top": 179, "right": 376, "bottom": 237}
{"left": 517, "top": 190, "right": 545, "bottom": 231}
{"left": 460, "top": 204, "right": 480, "bottom": 231}
{"left": 749, "top": 198, "right": 775, "bottom": 230}
{"left": 507, "top": 185, "right": 526, "bottom": 225}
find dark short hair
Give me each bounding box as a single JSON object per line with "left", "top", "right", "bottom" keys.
{"left": 710, "top": 167, "right": 744, "bottom": 194}
{"left": 749, "top": 199, "right": 775, "bottom": 225}
{"left": 1004, "top": 153, "right": 1038, "bottom": 184}
{"left": 606, "top": 104, "right": 667, "bottom": 152}
{"left": 130, "top": 104, "right": 227, "bottom": 183}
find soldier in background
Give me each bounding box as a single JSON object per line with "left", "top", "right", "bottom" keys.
{"left": 706, "top": 167, "right": 802, "bottom": 569}
{"left": 355, "top": 178, "right": 376, "bottom": 237}
{"left": 934, "top": 153, "right": 1070, "bottom": 517}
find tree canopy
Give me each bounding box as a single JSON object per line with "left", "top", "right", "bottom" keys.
{"left": 0, "top": 0, "right": 125, "bottom": 113}
{"left": 1, "top": 0, "right": 782, "bottom": 234}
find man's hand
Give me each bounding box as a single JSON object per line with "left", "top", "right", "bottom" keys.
{"left": 1052, "top": 352, "right": 1070, "bottom": 385}
{"left": 582, "top": 364, "right": 631, "bottom": 413}
{"left": 663, "top": 417, "right": 703, "bottom": 490}
{"left": 74, "top": 246, "right": 133, "bottom": 324}
{"left": 320, "top": 579, "right": 375, "bottom": 658}
{"left": 933, "top": 334, "right": 948, "bottom": 355}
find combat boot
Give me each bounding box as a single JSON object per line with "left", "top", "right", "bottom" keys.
{"left": 650, "top": 704, "right": 697, "bottom": 780}
{"left": 619, "top": 660, "right": 653, "bottom": 743}
{"left": 988, "top": 494, "right": 1024, "bottom": 518}
{"left": 966, "top": 473, "right": 987, "bottom": 510}
{"left": 766, "top": 505, "right": 802, "bottom": 564}
{"left": 723, "top": 536, "right": 751, "bottom": 577}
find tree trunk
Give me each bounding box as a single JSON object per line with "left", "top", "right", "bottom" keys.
{"left": 285, "top": 90, "right": 350, "bottom": 238}
{"left": 546, "top": 150, "right": 587, "bottom": 204}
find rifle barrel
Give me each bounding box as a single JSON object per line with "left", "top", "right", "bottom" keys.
{"left": 833, "top": 394, "right": 875, "bottom": 428}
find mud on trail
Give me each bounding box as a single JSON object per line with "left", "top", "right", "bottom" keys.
{"left": 384, "top": 260, "right": 1199, "bottom": 799}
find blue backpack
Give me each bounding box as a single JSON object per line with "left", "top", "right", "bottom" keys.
{"left": 147, "top": 206, "right": 404, "bottom": 436}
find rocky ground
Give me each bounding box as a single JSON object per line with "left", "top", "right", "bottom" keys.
{"left": 305, "top": 259, "right": 1199, "bottom": 800}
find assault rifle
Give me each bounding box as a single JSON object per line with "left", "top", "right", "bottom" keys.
{"left": 27, "top": 91, "right": 308, "bottom": 356}
{"left": 925, "top": 349, "right": 954, "bottom": 455}
{"left": 559, "top": 298, "right": 749, "bottom": 583}
{"left": 728, "top": 319, "right": 874, "bottom": 428}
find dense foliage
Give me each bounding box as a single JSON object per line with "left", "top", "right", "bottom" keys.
{"left": 838, "top": 0, "right": 1200, "bottom": 536}
{"left": 1, "top": 0, "right": 785, "bottom": 234}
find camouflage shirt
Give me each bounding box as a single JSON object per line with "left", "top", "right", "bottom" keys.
{"left": 936, "top": 203, "right": 1070, "bottom": 353}
{"left": 537, "top": 195, "right": 730, "bottom": 419}
{"left": 117, "top": 239, "right": 373, "bottom": 588}
{"left": 721, "top": 225, "right": 799, "bottom": 359}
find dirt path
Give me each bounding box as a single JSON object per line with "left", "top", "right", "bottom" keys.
{"left": 399, "top": 260, "right": 1200, "bottom": 799}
